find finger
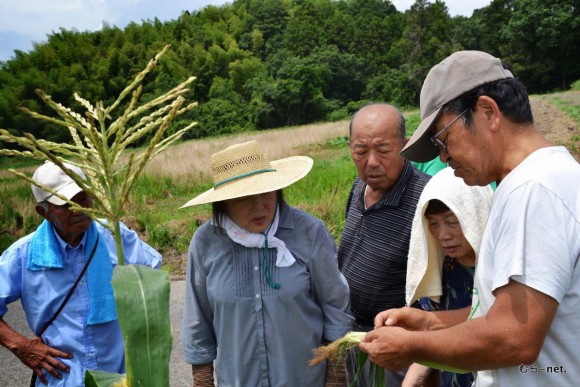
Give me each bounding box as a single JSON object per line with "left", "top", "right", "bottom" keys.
{"left": 384, "top": 309, "right": 406, "bottom": 326}
{"left": 360, "top": 330, "right": 376, "bottom": 343}
{"left": 374, "top": 311, "right": 389, "bottom": 328}
{"left": 46, "top": 355, "right": 70, "bottom": 372}
{"left": 47, "top": 347, "right": 73, "bottom": 360}
{"left": 36, "top": 368, "right": 48, "bottom": 385}
{"left": 42, "top": 360, "right": 64, "bottom": 380}
{"left": 357, "top": 341, "right": 369, "bottom": 353}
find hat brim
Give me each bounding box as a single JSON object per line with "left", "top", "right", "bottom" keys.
{"left": 45, "top": 182, "right": 83, "bottom": 206}
{"left": 180, "top": 156, "right": 313, "bottom": 208}
{"left": 400, "top": 107, "right": 443, "bottom": 163}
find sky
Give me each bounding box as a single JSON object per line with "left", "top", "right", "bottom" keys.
{"left": 0, "top": 0, "right": 492, "bottom": 62}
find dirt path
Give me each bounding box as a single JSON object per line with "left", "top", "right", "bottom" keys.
{"left": 530, "top": 92, "right": 579, "bottom": 160}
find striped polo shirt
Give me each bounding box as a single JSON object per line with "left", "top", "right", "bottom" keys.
{"left": 338, "top": 161, "right": 430, "bottom": 326}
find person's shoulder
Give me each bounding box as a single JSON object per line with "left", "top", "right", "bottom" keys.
{"left": 192, "top": 220, "right": 222, "bottom": 242}
{"left": 504, "top": 147, "right": 579, "bottom": 193}
{"left": 287, "top": 205, "right": 318, "bottom": 221}
{"left": 2, "top": 232, "right": 35, "bottom": 259}
{"left": 409, "top": 164, "right": 431, "bottom": 183}
{"left": 349, "top": 176, "right": 364, "bottom": 190}
{"left": 283, "top": 205, "right": 327, "bottom": 231}
{"left": 194, "top": 220, "right": 213, "bottom": 235}
{"left": 403, "top": 163, "right": 430, "bottom": 194}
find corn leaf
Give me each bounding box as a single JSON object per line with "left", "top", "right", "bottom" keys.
{"left": 85, "top": 370, "right": 126, "bottom": 387}
{"left": 112, "top": 265, "right": 172, "bottom": 386}
{"left": 349, "top": 349, "right": 368, "bottom": 387}
{"left": 418, "top": 360, "right": 470, "bottom": 374}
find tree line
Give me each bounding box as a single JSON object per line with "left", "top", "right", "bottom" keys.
{"left": 0, "top": 0, "right": 578, "bottom": 149}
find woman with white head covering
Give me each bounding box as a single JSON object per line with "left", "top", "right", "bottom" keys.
{"left": 403, "top": 167, "right": 493, "bottom": 387}
{"left": 181, "top": 140, "right": 354, "bottom": 387}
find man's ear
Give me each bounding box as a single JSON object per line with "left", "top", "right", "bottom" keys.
{"left": 35, "top": 204, "right": 48, "bottom": 218}
{"left": 475, "top": 96, "right": 501, "bottom": 132}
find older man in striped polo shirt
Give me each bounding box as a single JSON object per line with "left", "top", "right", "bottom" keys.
{"left": 338, "top": 103, "right": 430, "bottom": 386}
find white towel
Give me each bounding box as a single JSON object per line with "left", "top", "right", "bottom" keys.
{"left": 406, "top": 167, "right": 493, "bottom": 306}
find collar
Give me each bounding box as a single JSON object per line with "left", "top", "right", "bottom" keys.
{"left": 277, "top": 202, "right": 295, "bottom": 230}
{"left": 51, "top": 223, "right": 88, "bottom": 254}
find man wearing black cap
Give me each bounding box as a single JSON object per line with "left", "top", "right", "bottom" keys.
{"left": 358, "top": 51, "right": 580, "bottom": 386}
{"left": 338, "top": 103, "right": 430, "bottom": 386}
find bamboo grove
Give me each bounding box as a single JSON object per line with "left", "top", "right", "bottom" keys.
{"left": 1, "top": 0, "right": 578, "bottom": 153}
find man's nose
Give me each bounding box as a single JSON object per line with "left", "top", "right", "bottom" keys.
{"left": 437, "top": 226, "right": 452, "bottom": 241}
{"left": 367, "top": 150, "right": 380, "bottom": 166}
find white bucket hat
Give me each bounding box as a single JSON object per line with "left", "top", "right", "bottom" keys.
{"left": 180, "top": 140, "right": 313, "bottom": 207}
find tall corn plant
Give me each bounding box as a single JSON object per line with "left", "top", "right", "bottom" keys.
{"left": 0, "top": 45, "right": 197, "bottom": 386}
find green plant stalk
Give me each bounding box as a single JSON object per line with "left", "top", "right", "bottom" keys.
{"left": 112, "top": 220, "right": 124, "bottom": 266}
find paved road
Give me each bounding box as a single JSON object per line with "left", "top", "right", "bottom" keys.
{"left": 0, "top": 280, "right": 192, "bottom": 387}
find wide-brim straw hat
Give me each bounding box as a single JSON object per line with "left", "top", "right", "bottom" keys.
{"left": 180, "top": 140, "right": 313, "bottom": 207}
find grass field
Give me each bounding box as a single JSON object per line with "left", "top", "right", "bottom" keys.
{"left": 1, "top": 90, "right": 578, "bottom": 275}
{"left": 0, "top": 118, "right": 362, "bottom": 274}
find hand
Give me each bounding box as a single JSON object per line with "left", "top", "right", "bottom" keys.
{"left": 358, "top": 326, "right": 414, "bottom": 371}
{"left": 402, "top": 363, "right": 433, "bottom": 387}
{"left": 13, "top": 336, "right": 72, "bottom": 384}
{"left": 374, "top": 307, "right": 432, "bottom": 331}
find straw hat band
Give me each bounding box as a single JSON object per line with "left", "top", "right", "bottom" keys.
{"left": 214, "top": 168, "right": 276, "bottom": 188}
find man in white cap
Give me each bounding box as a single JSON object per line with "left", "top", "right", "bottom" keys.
{"left": 358, "top": 50, "right": 580, "bottom": 386}
{"left": 0, "top": 161, "right": 162, "bottom": 386}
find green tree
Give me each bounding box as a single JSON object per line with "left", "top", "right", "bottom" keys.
{"left": 284, "top": 0, "right": 334, "bottom": 57}
{"left": 500, "top": 0, "right": 580, "bottom": 91}
{"left": 453, "top": 0, "right": 515, "bottom": 57}
{"left": 388, "top": 0, "right": 461, "bottom": 106}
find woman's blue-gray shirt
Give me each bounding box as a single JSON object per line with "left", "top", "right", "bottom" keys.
{"left": 182, "top": 204, "right": 354, "bottom": 387}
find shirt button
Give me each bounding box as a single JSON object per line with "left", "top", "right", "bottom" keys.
{"left": 255, "top": 294, "right": 261, "bottom": 299}
{"left": 254, "top": 266, "right": 259, "bottom": 271}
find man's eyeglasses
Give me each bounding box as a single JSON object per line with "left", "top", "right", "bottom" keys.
{"left": 431, "top": 109, "right": 468, "bottom": 153}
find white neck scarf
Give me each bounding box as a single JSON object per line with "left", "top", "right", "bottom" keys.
{"left": 218, "top": 207, "right": 296, "bottom": 267}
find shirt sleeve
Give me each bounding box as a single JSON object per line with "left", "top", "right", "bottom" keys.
{"left": 308, "top": 221, "right": 355, "bottom": 341}
{"left": 0, "top": 239, "right": 26, "bottom": 316}
{"left": 182, "top": 229, "right": 217, "bottom": 364}
{"left": 101, "top": 221, "right": 162, "bottom": 269}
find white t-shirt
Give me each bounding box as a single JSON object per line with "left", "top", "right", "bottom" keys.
{"left": 471, "top": 147, "right": 580, "bottom": 387}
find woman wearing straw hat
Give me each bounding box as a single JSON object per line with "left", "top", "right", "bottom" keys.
{"left": 181, "top": 140, "right": 354, "bottom": 387}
